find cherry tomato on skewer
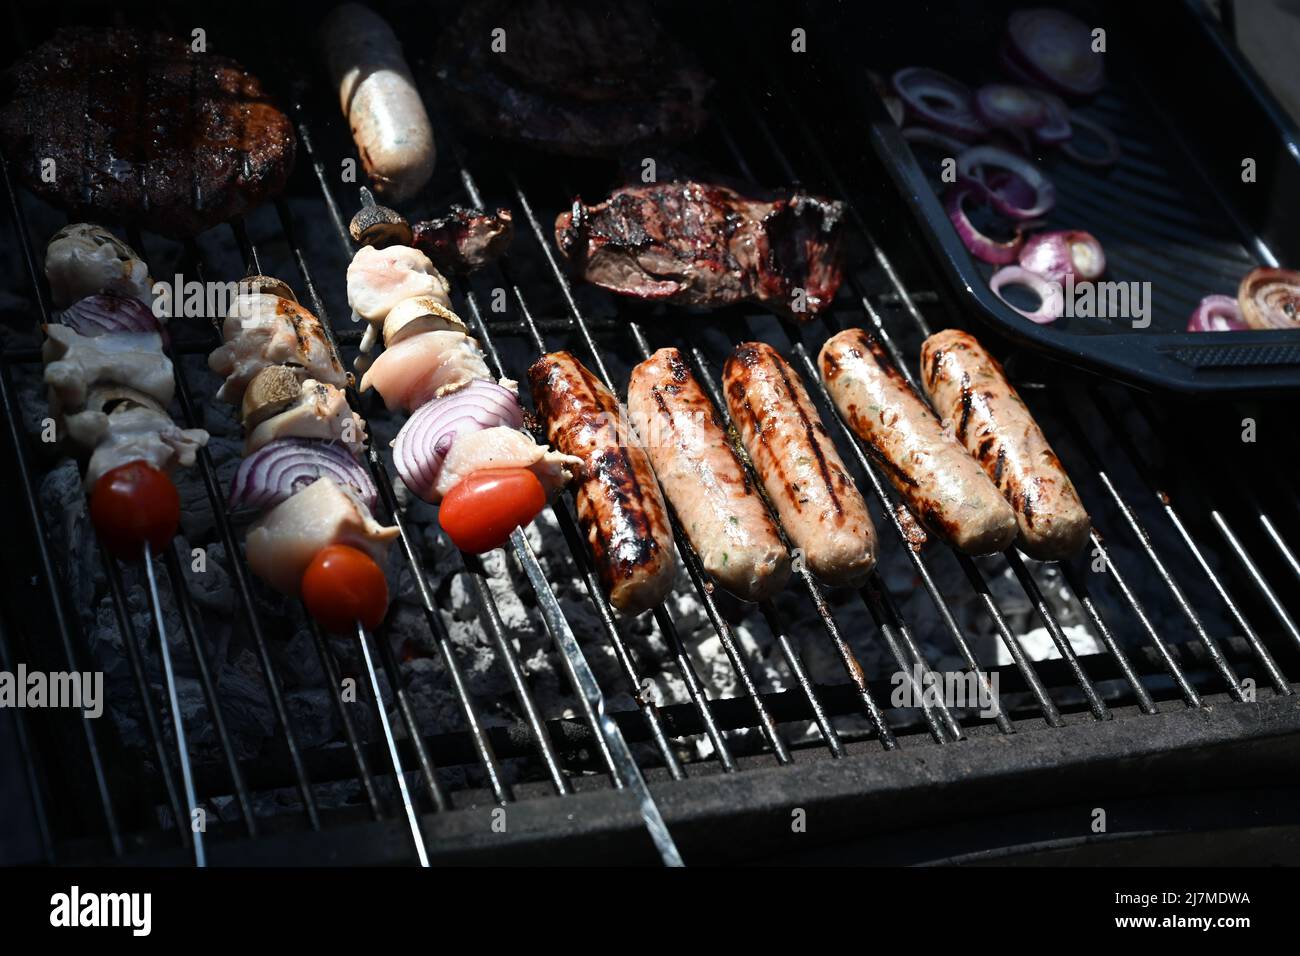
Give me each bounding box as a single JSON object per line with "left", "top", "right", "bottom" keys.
{"left": 438, "top": 467, "right": 546, "bottom": 554}
{"left": 302, "top": 544, "right": 389, "bottom": 633}
{"left": 90, "top": 461, "right": 181, "bottom": 559}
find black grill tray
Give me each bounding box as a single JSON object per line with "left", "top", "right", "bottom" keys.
{"left": 820, "top": 0, "right": 1300, "bottom": 394}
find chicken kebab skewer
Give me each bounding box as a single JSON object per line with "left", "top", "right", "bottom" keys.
{"left": 346, "top": 217, "right": 578, "bottom": 557}
{"left": 207, "top": 272, "right": 430, "bottom": 865}
{"left": 41, "top": 223, "right": 211, "bottom": 865}
{"left": 208, "top": 278, "right": 398, "bottom": 626}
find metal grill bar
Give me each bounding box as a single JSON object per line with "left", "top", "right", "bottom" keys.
{"left": 1, "top": 161, "right": 122, "bottom": 856}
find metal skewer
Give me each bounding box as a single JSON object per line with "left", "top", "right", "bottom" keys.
{"left": 509, "top": 528, "right": 683, "bottom": 866}
{"left": 142, "top": 545, "right": 206, "bottom": 867}
{"left": 356, "top": 621, "right": 430, "bottom": 867}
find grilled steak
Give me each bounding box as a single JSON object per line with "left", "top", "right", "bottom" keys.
{"left": 0, "top": 28, "right": 296, "bottom": 238}
{"left": 556, "top": 182, "right": 846, "bottom": 320}
{"left": 412, "top": 206, "right": 514, "bottom": 274}
{"left": 436, "top": 0, "right": 712, "bottom": 157}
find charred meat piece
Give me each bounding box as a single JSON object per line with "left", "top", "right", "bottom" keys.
{"left": 348, "top": 191, "right": 513, "bottom": 275}
{"left": 436, "top": 0, "right": 711, "bottom": 157}
{"left": 556, "top": 182, "right": 845, "bottom": 320}
{"left": 0, "top": 28, "right": 296, "bottom": 238}
{"left": 411, "top": 206, "right": 514, "bottom": 274}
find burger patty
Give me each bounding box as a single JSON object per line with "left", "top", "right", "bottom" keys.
{"left": 0, "top": 27, "right": 296, "bottom": 238}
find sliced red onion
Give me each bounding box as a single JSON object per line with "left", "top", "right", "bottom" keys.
{"left": 974, "top": 84, "right": 1046, "bottom": 130}
{"left": 1026, "top": 89, "right": 1072, "bottom": 144}
{"left": 1187, "top": 295, "right": 1247, "bottom": 332}
{"left": 1061, "top": 112, "right": 1119, "bottom": 166}
{"left": 392, "top": 379, "right": 523, "bottom": 501}
{"left": 229, "top": 438, "right": 378, "bottom": 513}
{"left": 990, "top": 265, "right": 1064, "bottom": 324}
{"left": 1004, "top": 8, "right": 1105, "bottom": 99}
{"left": 59, "top": 294, "right": 163, "bottom": 337}
{"left": 1238, "top": 267, "right": 1300, "bottom": 330}
{"left": 946, "top": 185, "right": 1025, "bottom": 265}
{"left": 891, "top": 67, "right": 988, "bottom": 141}
{"left": 957, "top": 146, "right": 1056, "bottom": 219}
{"left": 901, "top": 125, "right": 970, "bottom": 155}
{"left": 1019, "top": 230, "right": 1106, "bottom": 282}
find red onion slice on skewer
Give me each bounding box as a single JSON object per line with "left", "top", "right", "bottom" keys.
{"left": 229, "top": 438, "right": 379, "bottom": 513}
{"left": 392, "top": 379, "right": 524, "bottom": 501}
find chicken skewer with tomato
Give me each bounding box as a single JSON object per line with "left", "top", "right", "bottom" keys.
{"left": 345, "top": 200, "right": 579, "bottom": 556}
{"left": 208, "top": 277, "right": 399, "bottom": 633}
{"left": 40, "top": 223, "right": 210, "bottom": 556}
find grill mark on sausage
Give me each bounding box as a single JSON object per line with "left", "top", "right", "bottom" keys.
{"left": 994, "top": 444, "right": 1006, "bottom": 486}
{"left": 957, "top": 372, "right": 973, "bottom": 443}
{"left": 762, "top": 347, "right": 845, "bottom": 518}
{"left": 543, "top": 354, "right": 662, "bottom": 579}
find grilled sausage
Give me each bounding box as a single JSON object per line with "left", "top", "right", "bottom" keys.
{"left": 919, "top": 329, "right": 1090, "bottom": 561}
{"left": 723, "top": 341, "right": 876, "bottom": 587}
{"left": 629, "top": 348, "right": 791, "bottom": 602}
{"left": 528, "top": 351, "right": 677, "bottom": 614}
{"left": 819, "top": 329, "right": 1017, "bottom": 555}
{"left": 320, "top": 4, "right": 435, "bottom": 203}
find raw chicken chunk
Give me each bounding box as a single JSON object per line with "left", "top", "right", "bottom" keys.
{"left": 358, "top": 330, "right": 491, "bottom": 411}
{"left": 209, "top": 293, "right": 345, "bottom": 404}
{"left": 245, "top": 477, "right": 398, "bottom": 595}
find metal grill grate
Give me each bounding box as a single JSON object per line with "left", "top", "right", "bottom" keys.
{"left": 2, "top": 2, "right": 1299, "bottom": 866}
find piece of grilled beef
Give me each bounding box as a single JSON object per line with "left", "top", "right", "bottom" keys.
{"left": 0, "top": 28, "right": 296, "bottom": 238}
{"left": 556, "top": 182, "right": 846, "bottom": 320}
{"left": 412, "top": 206, "right": 514, "bottom": 274}
{"left": 435, "top": 0, "right": 712, "bottom": 157}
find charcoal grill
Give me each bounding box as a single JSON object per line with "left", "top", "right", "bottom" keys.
{"left": 2, "top": 0, "right": 1300, "bottom": 867}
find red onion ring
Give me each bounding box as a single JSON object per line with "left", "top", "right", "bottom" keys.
{"left": 1004, "top": 8, "right": 1105, "bottom": 99}
{"left": 1026, "top": 89, "right": 1072, "bottom": 144}
{"left": 990, "top": 265, "right": 1064, "bottom": 324}
{"left": 1238, "top": 267, "right": 1300, "bottom": 329}
{"left": 957, "top": 145, "right": 1056, "bottom": 219}
{"left": 392, "top": 379, "right": 524, "bottom": 501}
{"left": 974, "top": 84, "right": 1047, "bottom": 130}
{"left": 892, "top": 67, "right": 988, "bottom": 141}
{"left": 59, "top": 293, "right": 165, "bottom": 339}
{"left": 901, "top": 125, "right": 970, "bottom": 155}
{"left": 1187, "top": 294, "right": 1247, "bottom": 332}
{"left": 229, "top": 438, "right": 378, "bottom": 513}
{"left": 946, "top": 185, "right": 1025, "bottom": 265}
{"left": 1019, "top": 230, "right": 1106, "bottom": 282}
{"left": 1061, "top": 112, "right": 1120, "bottom": 167}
